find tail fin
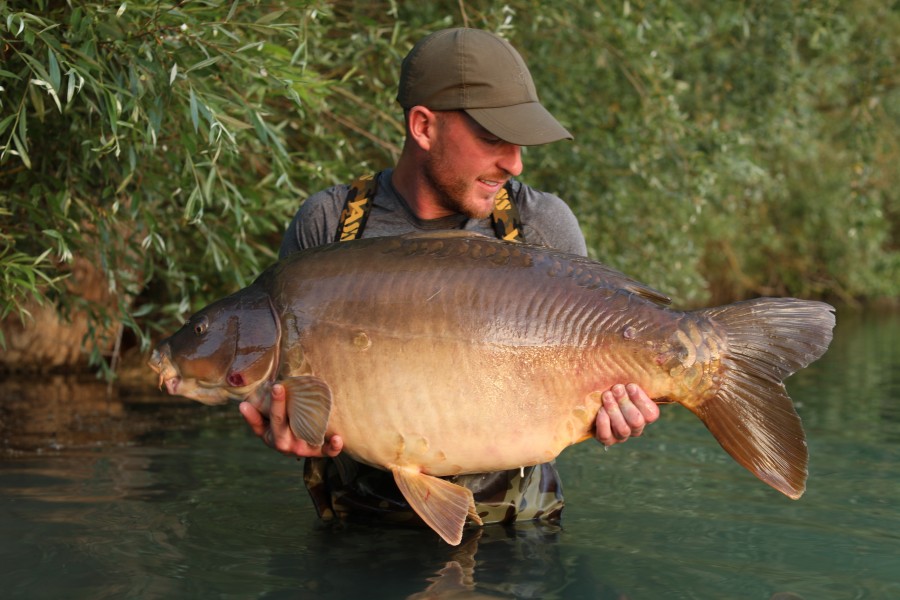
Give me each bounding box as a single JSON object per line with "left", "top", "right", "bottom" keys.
{"left": 689, "top": 298, "right": 835, "bottom": 499}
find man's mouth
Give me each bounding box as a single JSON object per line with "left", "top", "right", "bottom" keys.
{"left": 478, "top": 177, "right": 504, "bottom": 189}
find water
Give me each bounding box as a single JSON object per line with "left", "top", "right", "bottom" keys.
{"left": 1, "top": 310, "right": 898, "bottom": 599}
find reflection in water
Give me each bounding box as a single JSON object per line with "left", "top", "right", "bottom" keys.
{"left": 0, "top": 310, "right": 898, "bottom": 599}
{"left": 405, "top": 527, "right": 567, "bottom": 600}
{"left": 0, "top": 374, "right": 212, "bottom": 452}
{"left": 261, "top": 518, "right": 577, "bottom": 598}
{"left": 1, "top": 375, "right": 126, "bottom": 450}
{"left": 407, "top": 530, "right": 493, "bottom": 599}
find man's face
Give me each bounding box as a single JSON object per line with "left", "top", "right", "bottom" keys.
{"left": 423, "top": 111, "right": 523, "bottom": 219}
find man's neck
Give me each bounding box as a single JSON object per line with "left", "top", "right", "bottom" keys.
{"left": 391, "top": 155, "right": 454, "bottom": 221}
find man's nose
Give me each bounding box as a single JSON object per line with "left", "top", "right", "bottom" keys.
{"left": 499, "top": 144, "right": 523, "bottom": 178}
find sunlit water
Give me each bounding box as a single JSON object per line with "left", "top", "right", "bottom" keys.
{"left": 1, "top": 310, "right": 898, "bottom": 599}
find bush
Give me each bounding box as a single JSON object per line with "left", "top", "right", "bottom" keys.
{"left": 1, "top": 1, "right": 335, "bottom": 370}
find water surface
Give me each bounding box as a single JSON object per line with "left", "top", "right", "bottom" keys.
{"left": 1, "top": 310, "right": 898, "bottom": 599}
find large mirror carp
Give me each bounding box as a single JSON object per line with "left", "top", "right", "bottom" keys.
{"left": 149, "top": 232, "right": 835, "bottom": 545}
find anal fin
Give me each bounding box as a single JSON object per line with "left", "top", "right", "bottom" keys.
{"left": 391, "top": 466, "right": 482, "bottom": 546}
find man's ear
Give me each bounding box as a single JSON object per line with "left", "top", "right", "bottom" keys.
{"left": 407, "top": 105, "right": 438, "bottom": 151}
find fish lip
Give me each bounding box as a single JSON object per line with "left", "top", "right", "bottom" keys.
{"left": 148, "top": 350, "right": 163, "bottom": 375}
{"left": 163, "top": 375, "right": 181, "bottom": 395}
{"left": 149, "top": 351, "right": 182, "bottom": 395}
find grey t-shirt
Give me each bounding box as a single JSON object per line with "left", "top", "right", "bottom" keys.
{"left": 279, "top": 169, "right": 587, "bottom": 258}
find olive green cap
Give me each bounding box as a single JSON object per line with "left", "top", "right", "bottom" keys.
{"left": 397, "top": 28, "right": 573, "bottom": 146}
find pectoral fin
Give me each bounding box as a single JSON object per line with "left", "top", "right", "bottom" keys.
{"left": 391, "top": 466, "right": 482, "bottom": 546}
{"left": 280, "top": 375, "right": 332, "bottom": 446}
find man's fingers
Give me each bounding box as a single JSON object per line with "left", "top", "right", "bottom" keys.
{"left": 615, "top": 387, "right": 647, "bottom": 433}
{"left": 626, "top": 383, "right": 660, "bottom": 423}
{"left": 268, "top": 383, "right": 287, "bottom": 428}
{"left": 240, "top": 383, "right": 343, "bottom": 459}
{"left": 603, "top": 385, "right": 634, "bottom": 440}
{"left": 594, "top": 405, "right": 613, "bottom": 445}
{"left": 323, "top": 435, "right": 344, "bottom": 458}
{"left": 594, "top": 383, "right": 660, "bottom": 446}
{"left": 239, "top": 401, "right": 266, "bottom": 436}
{"left": 267, "top": 384, "right": 298, "bottom": 452}
{"left": 594, "top": 389, "right": 627, "bottom": 445}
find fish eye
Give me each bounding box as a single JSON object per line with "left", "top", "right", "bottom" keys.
{"left": 193, "top": 316, "right": 209, "bottom": 336}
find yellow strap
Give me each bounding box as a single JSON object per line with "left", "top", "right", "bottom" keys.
{"left": 336, "top": 173, "right": 378, "bottom": 242}
{"left": 336, "top": 174, "right": 523, "bottom": 243}
{"left": 490, "top": 184, "right": 524, "bottom": 242}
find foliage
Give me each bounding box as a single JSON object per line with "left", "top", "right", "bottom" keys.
{"left": 1, "top": 1, "right": 898, "bottom": 372}
{"left": 516, "top": 0, "right": 900, "bottom": 305}
{"left": 0, "top": 0, "right": 334, "bottom": 367}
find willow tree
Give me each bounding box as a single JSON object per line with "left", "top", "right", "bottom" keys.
{"left": 0, "top": 1, "right": 334, "bottom": 373}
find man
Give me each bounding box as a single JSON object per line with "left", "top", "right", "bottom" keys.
{"left": 240, "top": 28, "right": 659, "bottom": 526}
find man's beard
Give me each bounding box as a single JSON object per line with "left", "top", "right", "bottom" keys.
{"left": 422, "top": 146, "right": 495, "bottom": 220}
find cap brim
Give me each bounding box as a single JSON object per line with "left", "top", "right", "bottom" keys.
{"left": 466, "top": 103, "right": 573, "bottom": 146}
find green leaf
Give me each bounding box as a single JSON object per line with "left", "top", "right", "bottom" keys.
{"left": 226, "top": 0, "right": 240, "bottom": 21}
{"left": 31, "top": 78, "right": 62, "bottom": 112}
{"left": 185, "top": 56, "right": 224, "bottom": 73}
{"left": 48, "top": 48, "right": 61, "bottom": 91}
{"left": 105, "top": 91, "right": 119, "bottom": 133}
{"left": 216, "top": 113, "right": 253, "bottom": 131}
{"left": 20, "top": 53, "right": 51, "bottom": 82}
{"left": 255, "top": 10, "right": 287, "bottom": 25}
{"left": 0, "top": 114, "right": 16, "bottom": 138}
{"left": 11, "top": 131, "right": 31, "bottom": 169}
{"left": 65, "top": 69, "right": 80, "bottom": 103}
{"left": 249, "top": 110, "right": 268, "bottom": 144}
{"left": 189, "top": 87, "right": 199, "bottom": 132}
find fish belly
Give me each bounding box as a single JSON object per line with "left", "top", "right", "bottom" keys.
{"left": 305, "top": 329, "right": 607, "bottom": 476}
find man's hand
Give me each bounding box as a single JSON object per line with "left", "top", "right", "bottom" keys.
{"left": 239, "top": 383, "right": 343, "bottom": 458}
{"left": 594, "top": 383, "right": 659, "bottom": 447}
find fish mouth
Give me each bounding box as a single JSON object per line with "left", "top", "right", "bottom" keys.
{"left": 148, "top": 350, "right": 181, "bottom": 395}
{"left": 162, "top": 374, "right": 181, "bottom": 395}
{"left": 147, "top": 347, "right": 233, "bottom": 405}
